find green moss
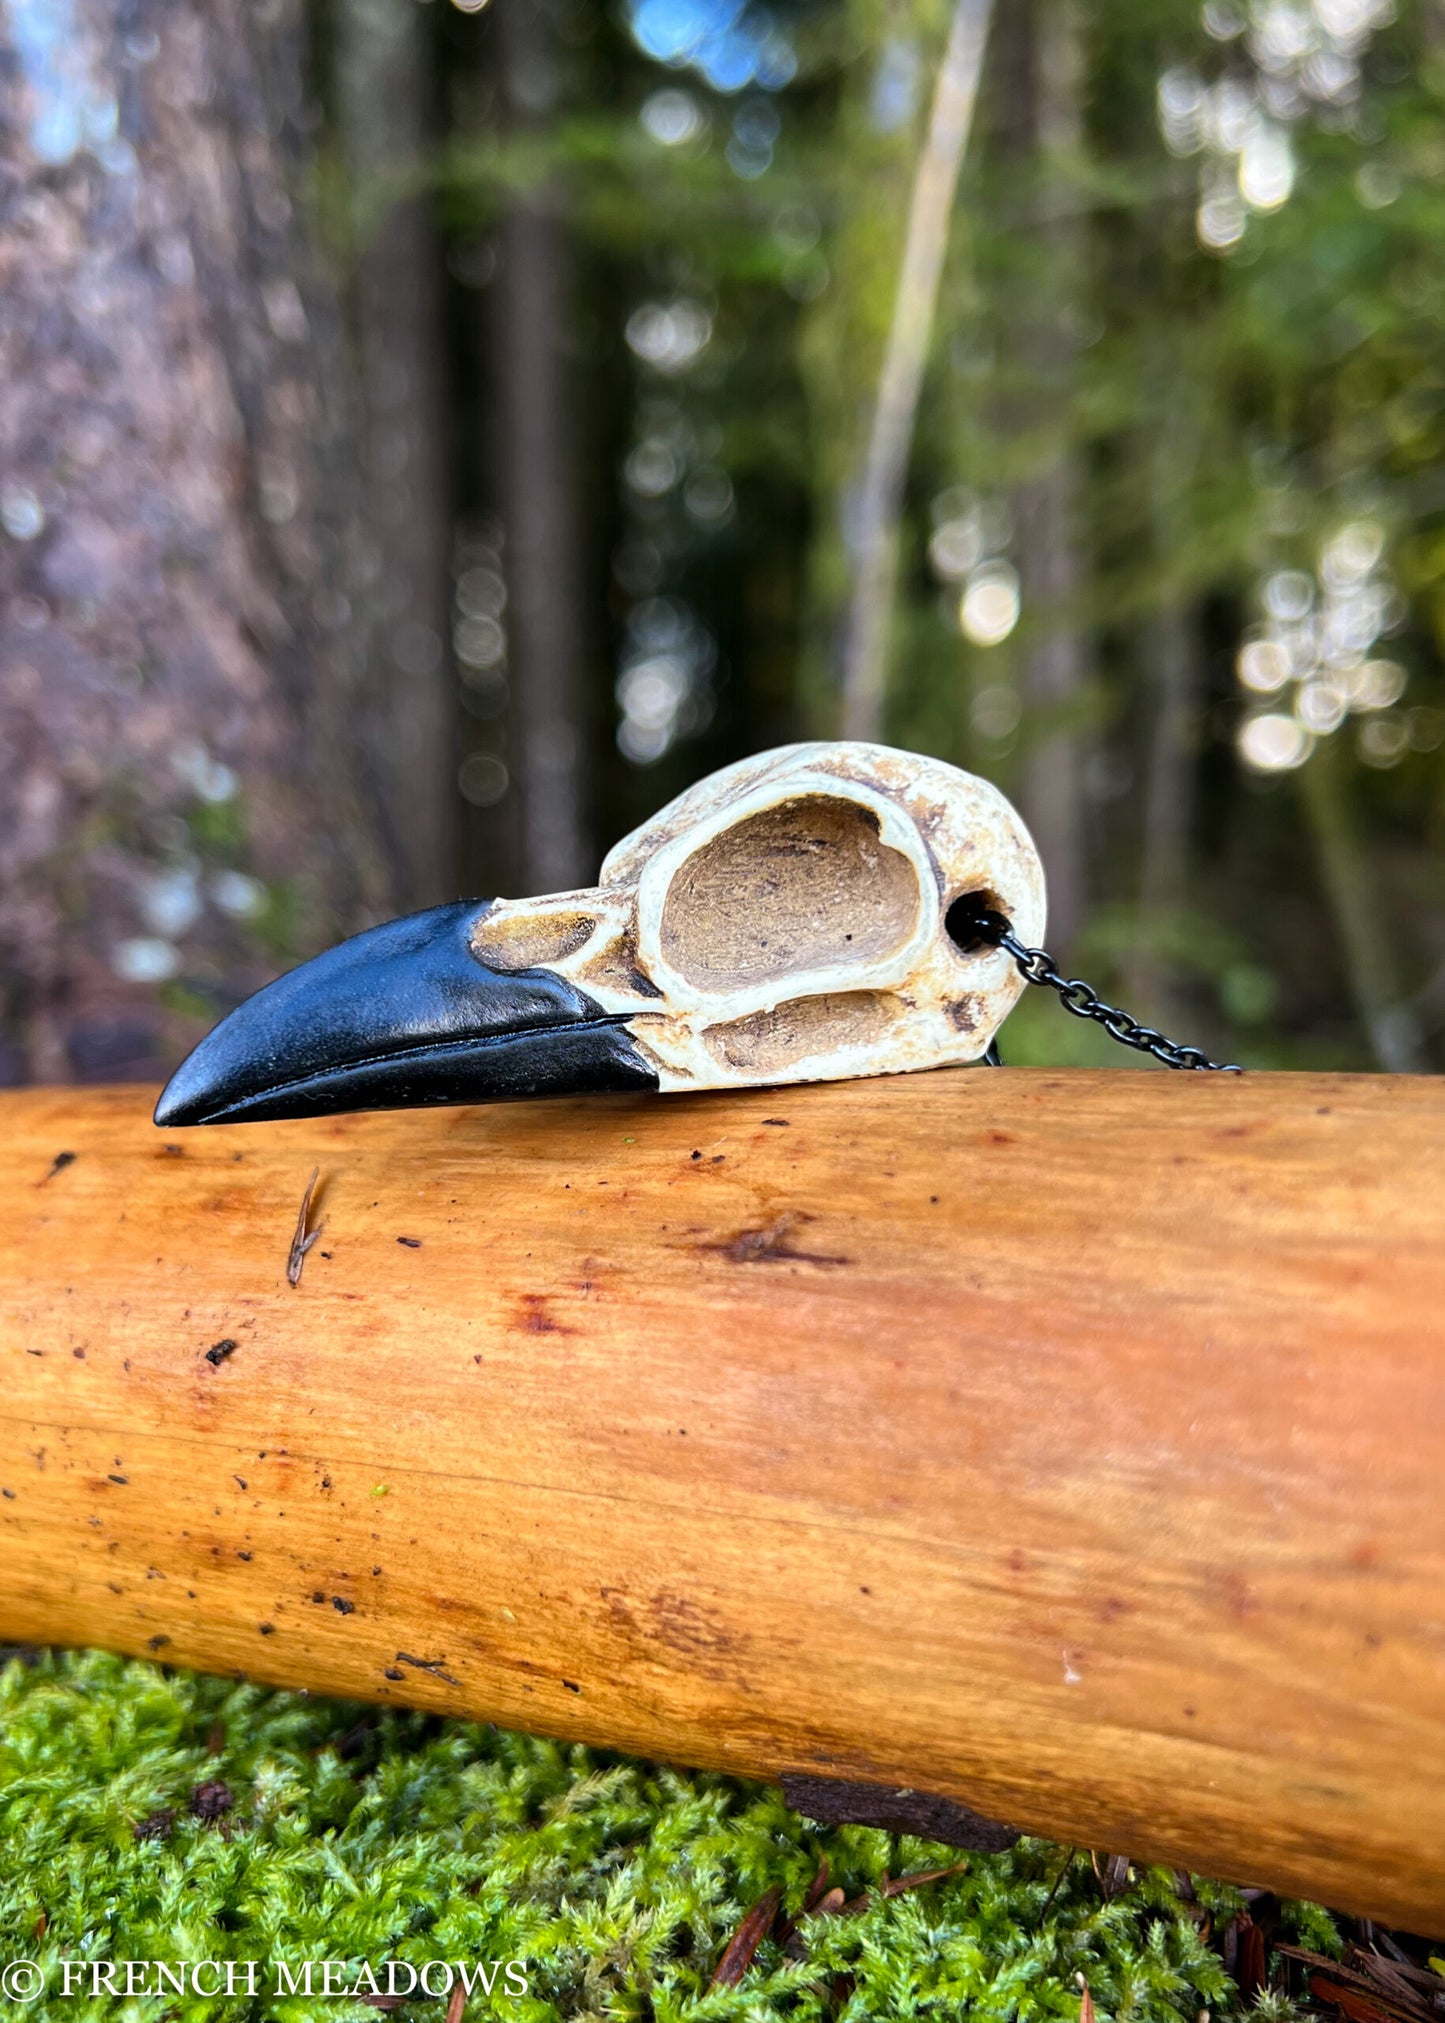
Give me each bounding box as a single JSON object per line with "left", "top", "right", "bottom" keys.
{"left": 0, "top": 1649, "right": 1306, "bottom": 2022}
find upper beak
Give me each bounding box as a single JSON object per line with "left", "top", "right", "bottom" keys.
{"left": 153, "top": 900, "right": 658, "bottom": 1126}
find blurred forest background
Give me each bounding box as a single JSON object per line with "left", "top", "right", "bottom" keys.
{"left": 2, "top": 0, "right": 1443, "bottom": 1086}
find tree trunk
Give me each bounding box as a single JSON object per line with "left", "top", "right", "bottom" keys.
{"left": 1127, "top": 595, "right": 1200, "bottom": 1015}
{"left": 336, "top": 0, "right": 457, "bottom": 911}
{"left": 1299, "top": 734, "right": 1427, "bottom": 1072}
{"left": 993, "top": 0, "right": 1087, "bottom": 954}
{"left": 0, "top": 0, "right": 394, "bottom": 1088}
{"left": 1127, "top": 407, "right": 1205, "bottom": 1018}
{"left": 492, "top": 0, "right": 589, "bottom": 896}
{"left": 1015, "top": 463, "right": 1086, "bottom": 950}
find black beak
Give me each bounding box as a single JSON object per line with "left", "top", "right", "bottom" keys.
{"left": 154, "top": 901, "right": 658, "bottom": 1126}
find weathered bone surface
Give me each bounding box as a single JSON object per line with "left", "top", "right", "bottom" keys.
{"left": 473, "top": 742, "right": 1046, "bottom": 1091}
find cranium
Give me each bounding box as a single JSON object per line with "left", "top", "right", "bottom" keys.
{"left": 155, "top": 742, "right": 1045, "bottom": 1125}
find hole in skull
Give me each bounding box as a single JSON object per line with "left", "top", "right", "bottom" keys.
{"left": 472, "top": 908, "right": 597, "bottom": 973}
{"left": 945, "top": 890, "right": 1009, "bottom": 955}
{"left": 659, "top": 794, "right": 921, "bottom": 994}
{"left": 572, "top": 928, "right": 664, "bottom": 1000}
{"left": 704, "top": 993, "right": 901, "bottom": 1074}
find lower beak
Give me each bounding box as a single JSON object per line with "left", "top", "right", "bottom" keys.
{"left": 153, "top": 901, "right": 657, "bottom": 1126}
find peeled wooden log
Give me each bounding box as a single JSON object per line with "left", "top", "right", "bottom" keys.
{"left": 2, "top": 1071, "right": 1443, "bottom": 1930}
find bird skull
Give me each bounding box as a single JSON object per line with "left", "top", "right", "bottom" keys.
{"left": 473, "top": 742, "right": 1044, "bottom": 1091}
{"left": 155, "top": 742, "right": 1045, "bottom": 1125}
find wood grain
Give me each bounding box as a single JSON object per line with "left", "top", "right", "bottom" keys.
{"left": 1, "top": 1071, "right": 1443, "bottom": 1928}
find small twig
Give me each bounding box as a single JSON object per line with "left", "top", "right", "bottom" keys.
{"left": 794, "top": 1861, "right": 971, "bottom": 1932}
{"left": 286, "top": 1168, "right": 324, "bottom": 1287}
{"left": 776, "top": 1861, "right": 832, "bottom": 1952}
{"left": 1036, "top": 1846, "right": 1078, "bottom": 1928}
{"left": 803, "top": 1860, "right": 831, "bottom": 1913}
{"left": 710, "top": 1885, "right": 782, "bottom": 1988}
{"left": 878, "top": 1862, "right": 969, "bottom": 1897}
{"left": 1361, "top": 1929, "right": 1415, "bottom": 1970}
{"left": 1091, "top": 1850, "right": 1132, "bottom": 1900}
{"left": 445, "top": 1982, "right": 467, "bottom": 2023}
{"left": 1277, "top": 1946, "right": 1441, "bottom": 2023}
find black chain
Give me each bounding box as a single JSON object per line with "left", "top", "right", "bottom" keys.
{"left": 969, "top": 909, "right": 1243, "bottom": 1073}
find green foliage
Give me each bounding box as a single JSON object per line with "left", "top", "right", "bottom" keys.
{"left": 0, "top": 1648, "right": 1295, "bottom": 2023}
{"left": 434, "top": 0, "right": 1445, "bottom": 1067}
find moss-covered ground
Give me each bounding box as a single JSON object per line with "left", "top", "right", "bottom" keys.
{"left": 0, "top": 1649, "right": 1345, "bottom": 2023}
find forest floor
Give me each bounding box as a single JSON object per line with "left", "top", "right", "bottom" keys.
{"left": 0, "top": 1648, "right": 1440, "bottom": 2022}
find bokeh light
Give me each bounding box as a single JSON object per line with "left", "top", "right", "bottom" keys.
{"left": 615, "top": 597, "right": 717, "bottom": 764}
{"left": 959, "top": 562, "right": 1021, "bottom": 647}
{"left": 1166, "top": 0, "right": 1397, "bottom": 252}
{"left": 628, "top": 0, "right": 797, "bottom": 94}
{"left": 1238, "top": 711, "right": 1311, "bottom": 771}
{"left": 640, "top": 87, "right": 706, "bottom": 145}
{"left": 1233, "top": 522, "right": 1410, "bottom": 778}
{"left": 625, "top": 299, "right": 714, "bottom": 373}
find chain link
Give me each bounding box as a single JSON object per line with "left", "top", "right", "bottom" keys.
{"left": 971, "top": 910, "right": 1243, "bottom": 1073}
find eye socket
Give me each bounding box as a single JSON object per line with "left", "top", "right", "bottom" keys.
{"left": 945, "top": 890, "right": 1009, "bottom": 954}
{"left": 657, "top": 793, "right": 921, "bottom": 992}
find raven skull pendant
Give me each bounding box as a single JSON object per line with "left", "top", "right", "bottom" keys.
{"left": 155, "top": 742, "right": 1046, "bottom": 1126}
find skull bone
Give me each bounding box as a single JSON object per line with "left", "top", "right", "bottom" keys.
{"left": 472, "top": 741, "right": 1046, "bottom": 1092}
